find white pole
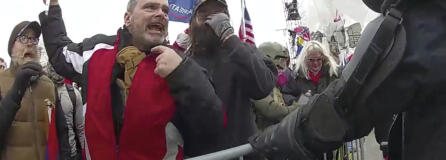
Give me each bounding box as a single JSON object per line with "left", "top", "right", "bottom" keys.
{"left": 240, "top": 0, "right": 246, "bottom": 39}
{"left": 186, "top": 144, "right": 254, "bottom": 160}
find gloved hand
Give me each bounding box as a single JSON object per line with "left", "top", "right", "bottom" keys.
{"left": 249, "top": 108, "right": 316, "bottom": 160}
{"left": 49, "top": 0, "right": 59, "bottom": 5}
{"left": 9, "top": 62, "right": 42, "bottom": 103}
{"left": 205, "top": 13, "right": 234, "bottom": 42}
{"left": 173, "top": 28, "right": 191, "bottom": 52}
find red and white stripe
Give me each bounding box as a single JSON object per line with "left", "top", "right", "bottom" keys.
{"left": 238, "top": 1, "right": 255, "bottom": 45}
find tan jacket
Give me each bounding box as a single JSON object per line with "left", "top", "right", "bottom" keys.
{"left": 253, "top": 87, "right": 299, "bottom": 131}
{"left": 0, "top": 69, "right": 55, "bottom": 160}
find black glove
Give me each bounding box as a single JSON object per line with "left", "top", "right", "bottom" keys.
{"left": 250, "top": 79, "right": 348, "bottom": 160}
{"left": 8, "top": 62, "right": 42, "bottom": 103}
{"left": 249, "top": 108, "right": 316, "bottom": 160}
{"left": 205, "top": 13, "right": 234, "bottom": 42}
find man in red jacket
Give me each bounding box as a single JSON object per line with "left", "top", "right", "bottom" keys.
{"left": 40, "top": 0, "right": 224, "bottom": 159}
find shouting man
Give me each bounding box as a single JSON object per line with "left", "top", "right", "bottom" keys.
{"left": 39, "top": 0, "right": 224, "bottom": 159}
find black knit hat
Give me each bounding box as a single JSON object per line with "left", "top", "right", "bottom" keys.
{"left": 7, "top": 21, "right": 41, "bottom": 56}
{"left": 193, "top": 0, "right": 229, "bottom": 17}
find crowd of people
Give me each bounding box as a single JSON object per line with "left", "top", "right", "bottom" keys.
{"left": 0, "top": 0, "right": 445, "bottom": 160}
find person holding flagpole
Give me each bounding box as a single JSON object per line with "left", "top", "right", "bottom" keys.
{"left": 38, "top": 0, "right": 225, "bottom": 159}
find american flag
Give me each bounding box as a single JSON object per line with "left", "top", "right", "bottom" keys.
{"left": 238, "top": 5, "right": 255, "bottom": 45}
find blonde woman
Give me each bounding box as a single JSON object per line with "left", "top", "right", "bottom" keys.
{"left": 283, "top": 41, "right": 339, "bottom": 100}
{"left": 284, "top": 40, "right": 340, "bottom": 159}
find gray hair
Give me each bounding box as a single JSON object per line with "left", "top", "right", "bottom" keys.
{"left": 127, "top": 0, "right": 138, "bottom": 12}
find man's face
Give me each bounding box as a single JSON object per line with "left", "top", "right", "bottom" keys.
{"left": 190, "top": 1, "right": 226, "bottom": 50}
{"left": 306, "top": 51, "right": 323, "bottom": 74}
{"left": 11, "top": 28, "right": 40, "bottom": 66}
{"left": 125, "top": 0, "right": 169, "bottom": 51}
{"left": 273, "top": 56, "right": 289, "bottom": 72}
{"left": 193, "top": 1, "right": 226, "bottom": 27}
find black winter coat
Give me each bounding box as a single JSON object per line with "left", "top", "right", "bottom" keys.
{"left": 282, "top": 65, "right": 338, "bottom": 99}
{"left": 184, "top": 37, "right": 277, "bottom": 157}
{"left": 348, "top": 1, "right": 446, "bottom": 159}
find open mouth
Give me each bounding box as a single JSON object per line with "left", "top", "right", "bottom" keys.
{"left": 24, "top": 52, "right": 34, "bottom": 58}
{"left": 147, "top": 23, "right": 165, "bottom": 33}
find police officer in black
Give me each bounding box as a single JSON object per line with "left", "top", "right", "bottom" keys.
{"left": 249, "top": 0, "right": 446, "bottom": 160}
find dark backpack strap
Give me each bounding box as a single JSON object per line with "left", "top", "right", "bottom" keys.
{"left": 66, "top": 84, "right": 77, "bottom": 108}
{"left": 353, "top": 1, "right": 409, "bottom": 157}
{"left": 54, "top": 86, "right": 73, "bottom": 160}
{"left": 65, "top": 84, "right": 83, "bottom": 154}
{"left": 338, "top": 0, "right": 407, "bottom": 112}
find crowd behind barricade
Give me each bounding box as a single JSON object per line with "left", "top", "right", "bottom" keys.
{"left": 1, "top": 0, "right": 445, "bottom": 160}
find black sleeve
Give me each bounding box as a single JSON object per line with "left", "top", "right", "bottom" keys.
{"left": 39, "top": 5, "right": 80, "bottom": 83}
{"left": 165, "top": 57, "right": 224, "bottom": 136}
{"left": 374, "top": 115, "right": 394, "bottom": 143}
{"left": 222, "top": 36, "right": 277, "bottom": 100}
{"left": 281, "top": 78, "right": 302, "bottom": 97}
{"left": 0, "top": 92, "right": 21, "bottom": 151}
{"left": 345, "top": 41, "right": 427, "bottom": 141}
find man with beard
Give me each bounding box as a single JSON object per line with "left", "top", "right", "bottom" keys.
{"left": 39, "top": 0, "right": 224, "bottom": 159}
{"left": 184, "top": 0, "right": 277, "bottom": 158}
{"left": 0, "top": 21, "right": 56, "bottom": 160}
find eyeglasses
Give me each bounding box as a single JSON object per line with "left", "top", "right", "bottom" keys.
{"left": 16, "top": 35, "right": 39, "bottom": 45}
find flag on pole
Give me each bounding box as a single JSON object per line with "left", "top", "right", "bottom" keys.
{"left": 334, "top": 10, "right": 342, "bottom": 22}
{"left": 46, "top": 106, "right": 59, "bottom": 160}
{"left": 238, "top": 1, "right": 255, "bottom": 45}
{"left": 294, "top": 26, "right": 310, "bottom": 41}
{"left": 168, "top": 0, "right": 200, "bottom": 23}
{"left": 293, "top": 26, "right": 310, "bottom": 56}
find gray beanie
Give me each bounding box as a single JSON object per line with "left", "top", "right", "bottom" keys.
{"left": 7, "top": 21, "right": 41, "bottom": 56}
